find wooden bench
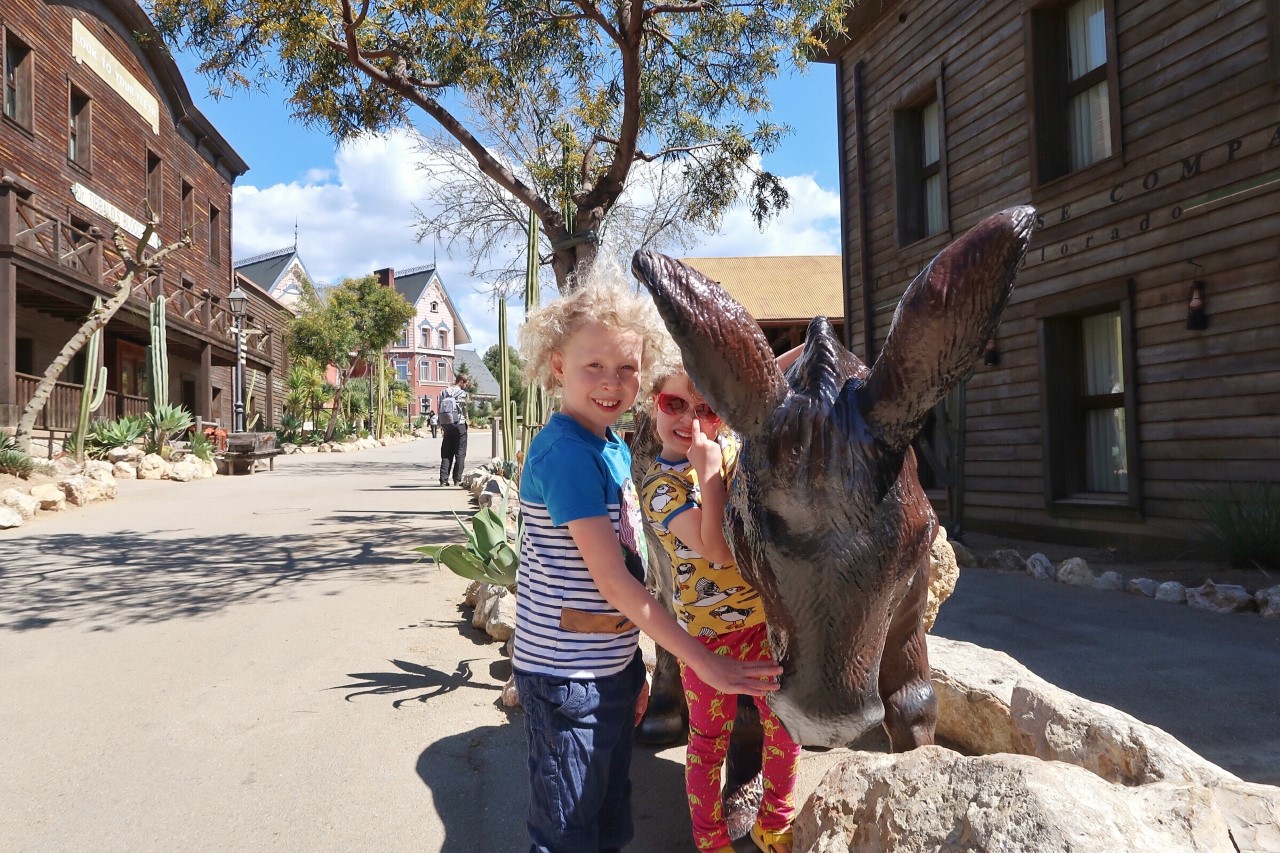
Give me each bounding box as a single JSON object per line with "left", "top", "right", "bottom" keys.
{"left": 220, "top": 431, "right": 281, "bottom": 475}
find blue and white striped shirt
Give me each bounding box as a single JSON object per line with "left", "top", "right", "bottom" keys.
{"left": 514, "top": 413, "right": 647, "bottom": 679}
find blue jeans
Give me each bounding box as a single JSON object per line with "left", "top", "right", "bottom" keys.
{"left": 517, "top": 652, "right": 645, "bottom": 853}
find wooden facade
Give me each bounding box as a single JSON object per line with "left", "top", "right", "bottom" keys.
{"left": 820, "top": 0, "right": 1280, "bottom": 549}
{"left": 0, "top": 0, "right": 286, "bottom": 434}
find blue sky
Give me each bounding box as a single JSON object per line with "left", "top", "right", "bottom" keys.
{"left": 174, "top": 53, "right": 842, "bottom": 353}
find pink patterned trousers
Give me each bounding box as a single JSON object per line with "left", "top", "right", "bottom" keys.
{"left": 678, "top": 623, "right": 801, "bottom": 852}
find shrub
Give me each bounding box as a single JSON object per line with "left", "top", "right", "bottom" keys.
{"left": 81, "top": 416, "right": 148, "bottom": 459}
{"left": 188, "top": 432, "right": 214, "bottom": 463}
{"left": 1197, "top": 481, "right": 1280, "bottom": 570}
{"left": 145, "top": 404, "right": 194, "bottom": 454}
{"left": 0, "top": 448, "right": 35, "bottom": 478}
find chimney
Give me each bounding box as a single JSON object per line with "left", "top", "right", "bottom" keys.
{"left": 375, "top": 267, "right": 395, "bottom": 288}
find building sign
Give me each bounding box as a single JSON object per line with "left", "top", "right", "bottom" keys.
{"left": 71, "top": 183, "right": 160, "bottom": 247}
{"left": 71, "top": 19, "right": 160, "bottom": 134}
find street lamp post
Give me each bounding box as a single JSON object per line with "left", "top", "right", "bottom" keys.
{"left": 227, "top": 285, "right": 249, "bottom": 433}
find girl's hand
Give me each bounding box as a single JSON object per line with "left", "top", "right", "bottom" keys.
{"left": 692, "top": 650, "right": 782, "bottom": 698}
{"left": 634, "top": 678, "right": 651, "bottom": 726}
{"left": 686, "top": 418, "right": 722, "bottom": 480}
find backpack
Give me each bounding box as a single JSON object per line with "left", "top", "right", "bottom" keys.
{"left": 438, "top": 391, "right": 460, "bottom": 425}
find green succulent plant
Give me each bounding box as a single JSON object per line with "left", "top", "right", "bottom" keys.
{"left": 415, "top": 487, "right": 522, "bottom": 586}
{"left": 0, "top": 448, "right": 36, "bottom": 478}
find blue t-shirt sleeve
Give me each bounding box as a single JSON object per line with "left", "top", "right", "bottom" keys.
{"left": 535, "top": 438, "right": 610, "bottom": 526}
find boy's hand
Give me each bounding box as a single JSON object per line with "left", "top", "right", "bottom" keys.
{"left": 634, "top": 678, "right": 650, "bottom": 726}
{"left": 693, "top": 651, "right": 782, "bottom": 698}
{"left": 686, "top": 418, "right": 722, "bottom": 480}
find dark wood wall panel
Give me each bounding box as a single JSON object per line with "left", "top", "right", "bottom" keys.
{"left": 831, "top": 0, "right": 1280, "bottom": 546}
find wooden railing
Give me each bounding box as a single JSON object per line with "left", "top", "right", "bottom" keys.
{"left": 3, "top": 190, "right": 261, "bottom": 355}
{"left": 15, "top": 372, "right": 147, "bottom": 432}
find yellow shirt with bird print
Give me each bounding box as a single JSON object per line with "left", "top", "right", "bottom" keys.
{"left": 641, "top": 434, "right": 765, "bottom": 639}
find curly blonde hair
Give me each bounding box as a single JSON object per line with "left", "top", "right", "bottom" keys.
{"left": 521, "top": 267, "right": 677, "bottom": 396}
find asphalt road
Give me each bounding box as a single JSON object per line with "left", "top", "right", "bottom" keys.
{"left": 1, "top": 436, "right": 1276, "bottom": 853}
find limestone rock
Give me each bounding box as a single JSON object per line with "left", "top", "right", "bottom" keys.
{"left": 1026, "top": 552, "right": 1055, "bottom": 581}
{"left": 30, "top": 483, "right": 66, "bottom": 511}
{"left": 168, "top": 458, "right": 202, "bottom": 482}
{"left": 1, "top": 488, "right": 38, "bottom": 520}
{"left": 501, "top": 674, "right": 521, "bottom": 708}
{"left": 1187, "top": 580, "right": 1256, "bottom": 614}
{"left": 83, "top": 460, "right": 116, "bottom": 483}
{"left": 923, "top": 525, "right": 959, "bottom": 632}
{"left": 983, "top": 548, "right": 1026, "bottom": 572}
{"left": 949, "top": 538, "right": 978, "bottom": 568}
{"left": 463, "top": 581, "right": 483, "bottom": 608}
{"left": 472, "top": 583, "right": 492, "bottom": 629}
{"left": 137, "top": 454, "right": 170, "bottom": 480}
{"left": 484, "top": 585, "right": 517, "bottom": 642}
{"left": 1056, "top": 556, "right": 1094, "bottom": 586}
{"left": 1155, "top": 581, "right": 1187, "bottom": 604}
{"left": 107, "top": 446, "right": 144, "bottom": 464}
{"left": 198, "top": 460, "right": 217, "bottom": 479}
{"left": 0, "top": 506, "right": 22, "bottom": 529}
{"left": 928, "top": 636, "right": 1233, "bottom": 786}
{"left": 1093, "top": 570, "right": 1125, "bottom": 591}
{"left": 53, "top": 456, "right": 81, "bottom": 476}
{"left": 1257, "top": 585, "right": 1280, "bottom": 620}
{"left": 112, "top": 461, "right": 137, "bottom": 479}
{"left": 1128, "top": 577, "right": 1159, "bottom": 597}
{"left": 59, "top": 475, "right": 116, "bottom": 506}
{"left": 795, "top": 747, "right": 1280, "bottom": 853}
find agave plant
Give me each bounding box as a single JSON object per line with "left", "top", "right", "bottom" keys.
{"left": 415, "top": 488, "right": 522, "bottom": 586}
{"left": 79, "top": 415, "right": 148, "bottom": 459}
{"left": 0, "top": 447, "right": 36, "bottom": 478}
{"left": 145, "top": 403, "right": 194, "bottom": 455}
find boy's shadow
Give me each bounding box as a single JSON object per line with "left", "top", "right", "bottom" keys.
{"left": 629, "top": 744, "right": 696, "bottom": 849}
{"left": 417, "top": 724, "right": 529, "bottom": 852}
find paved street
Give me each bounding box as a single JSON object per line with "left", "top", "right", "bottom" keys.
{"left": 1, "top": 436, "right": 1277, "bottom": 852}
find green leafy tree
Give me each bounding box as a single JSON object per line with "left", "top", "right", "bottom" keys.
{"left": 152, "top": 0, "right": 846, "bottom": 291}
{"left": 287, "top": 274, "right": 414, "bottom": 440}
{"left": 483, "top": 343, "right": 525, "bottom": 411}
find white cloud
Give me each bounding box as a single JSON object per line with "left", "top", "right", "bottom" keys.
{"left": 683, "top": 173, "right": 841, "bottom": 258}
{"left": 232, "top": 131, "right": 841, "bottom": 358}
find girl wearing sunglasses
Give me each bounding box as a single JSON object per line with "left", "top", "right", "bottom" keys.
{"left": 640, "top": 366, "right": 800, "bottom": 853}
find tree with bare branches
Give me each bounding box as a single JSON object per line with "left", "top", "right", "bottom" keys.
{"left": 13, "top": 221, "right": 191, "bottom": 454}
{"left": 151, "top": 0, "right": 845, "bottom": 291}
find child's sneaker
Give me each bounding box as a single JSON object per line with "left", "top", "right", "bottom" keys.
{"left": 750, "top": 824, "right": 792, "bottom": 853}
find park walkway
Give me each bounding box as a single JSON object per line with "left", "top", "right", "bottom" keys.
{"left": 2, "top": 437, "right": 1277, "bottom": 851}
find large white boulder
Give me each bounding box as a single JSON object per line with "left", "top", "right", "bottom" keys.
{"left": 929, "top": 636, "right": 1233, "bottom": 786}
{"left": 30, "top": 483, "right": 66, "bottom": 511}
{"left": 796, "top": 747, "right": 1280, "bottom": 853}
{"left": 136, "top": 454, "right": 171, "bottom": 481}
{"left": 59, "top": 475, "right": 116, "bottom": 506}
{"left": 1, "top": 488, "right": 39, "bottom": 520}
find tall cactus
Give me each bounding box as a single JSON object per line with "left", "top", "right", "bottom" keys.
{"left": 72, "top": 297, "right": 109, "bottom": 463}
{"left": 498, "top": 296, "right": 516, "bottom": 463}
{"left": 521, "top": 209, "right": 547, "bottom": 454}
{"left": 146, "top": 295, "right": 169, "bottom": 410}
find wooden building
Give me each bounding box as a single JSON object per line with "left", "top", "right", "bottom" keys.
{"left": 681, "top": 255, "right": 844, "bottom": 353}
{"left": 1, "top": 0, "right": 286, "bottom": 436}
{"left": 818, "top": 0, "right": 1279, "bottom": 549}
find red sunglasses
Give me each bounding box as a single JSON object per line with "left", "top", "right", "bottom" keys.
{"left": 655, "top": 392, "right": 719, "bottom": 423}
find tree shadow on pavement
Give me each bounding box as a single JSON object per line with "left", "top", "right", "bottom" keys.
{"left": 0, "top": 525, "right": 425, "bottom": 633}
{"left": 334, "top": 658, "right": 501, "bottom": 708}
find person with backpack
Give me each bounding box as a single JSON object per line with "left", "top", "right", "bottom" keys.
{"left": 438, "top": 375, "right": 470, "bottom": 486}
{"left": 428, "top": 410, "right": 438, "bottom": 438}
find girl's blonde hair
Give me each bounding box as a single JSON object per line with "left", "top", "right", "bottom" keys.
{"left": 522, "top": 267, "right": 677, "bottom": 395}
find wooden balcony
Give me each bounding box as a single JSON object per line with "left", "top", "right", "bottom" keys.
{"left": 15, "top": 372, "right": 148, "bottom": 432}
{"left": 2, "top": 182, "right": 273, "bottom": 363}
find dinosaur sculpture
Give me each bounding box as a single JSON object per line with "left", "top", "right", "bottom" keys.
{"left": 632, "top": 205, "right": 1035, "bottom": 749}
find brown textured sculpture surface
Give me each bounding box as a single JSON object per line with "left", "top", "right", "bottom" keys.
{"left": 632, "top": 206, "right": 1035, "bottom": 749}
